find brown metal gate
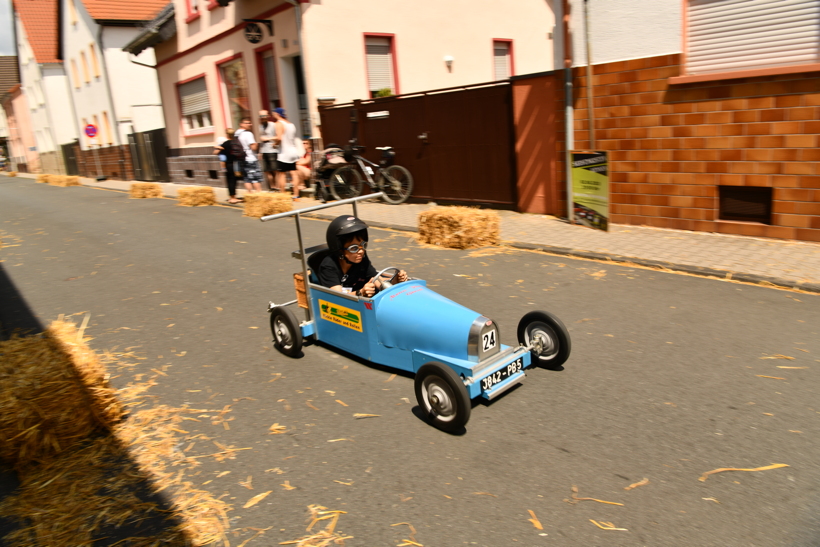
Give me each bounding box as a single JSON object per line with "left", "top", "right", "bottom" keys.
{"left": 319, "top": 82, "right": 517, "bottom": 207}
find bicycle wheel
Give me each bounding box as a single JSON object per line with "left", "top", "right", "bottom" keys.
{"left": 381, "top": 165, "right": 414, "bottom": 204}
{"left": 329, "top": 166, "right": 363, "bottom": 201}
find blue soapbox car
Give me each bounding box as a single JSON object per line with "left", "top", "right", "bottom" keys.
{"left": 261, "top": 194, "right": 571, "bottom": 432}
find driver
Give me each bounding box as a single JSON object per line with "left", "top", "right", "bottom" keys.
{"left": 318, "top": 215, "right": 407, "bottom": 297}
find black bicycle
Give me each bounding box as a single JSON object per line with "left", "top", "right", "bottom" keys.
{"left": 329, "top": 145, "right": 414, "bottom": 204}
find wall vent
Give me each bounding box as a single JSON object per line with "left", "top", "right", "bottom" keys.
{"left": 718, "top": 186, "right": 772, "bottom": 224}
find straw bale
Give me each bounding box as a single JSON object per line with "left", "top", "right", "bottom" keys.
{"left": 242, "top": 192, "right": 292, "bottom": 218}
{"left": 130, "top": 182, "right": 163, "bottom": 198}
{"left": 7, "top": 171, "right": 18, "bottom": 176}
{"left": 177, "top": 186, "right": 216, "bottom": 207}
{"left": 50, "top": 175, "right": 81, "bottom": 187}
{"left": 35, "top": 174, "right": 50, "bottom": 183}
{"left": 418, "top": 206, "right": 501, "bottom": 249}
{"left": 0, "top": 320, "right": 124, "bottom": 470}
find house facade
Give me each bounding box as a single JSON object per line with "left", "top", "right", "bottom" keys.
{"left": 133, "top": 0, "right": 557, "bottom": 184}
{"left": 562, "top": 0, "right": 820, "bottom": 242}
{"left": 13, "top": 0, "right": 77, "bottom": 174}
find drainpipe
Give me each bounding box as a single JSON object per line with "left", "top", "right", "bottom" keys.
{"left": 563, "top": 0, "right": 574, "bottom": 222}
{"left": 583, "top": 0, "right": 595, "bottom": 149}
{"left": 97, "top": 25, "right": 121, "bottom": 146}
{"left": 285, "top": 0, "right": 313, "bottom": 137}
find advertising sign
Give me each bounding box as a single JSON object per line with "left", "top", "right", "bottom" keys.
{"left": 571, "top": 151, "right": 609, "bottom": 231}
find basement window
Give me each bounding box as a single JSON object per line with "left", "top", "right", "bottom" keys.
{"left": 718, "top": 186, "right": 772, "bottom": 224}
{"left": 185, "top": 169, "right": 194, "bottom": 178}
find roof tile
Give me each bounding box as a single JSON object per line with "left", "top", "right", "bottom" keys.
{"left": 13, "top": 0, "right": 60, "bottom": 64}
{"left": 81, "top": 0, "right": 168, "bottom": 22}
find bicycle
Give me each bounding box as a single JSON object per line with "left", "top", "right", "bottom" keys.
{"left": 329, "top": 145, "right": 414, "bottom": 204}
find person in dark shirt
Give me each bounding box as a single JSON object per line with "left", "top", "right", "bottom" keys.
{"left": 318, "top": 215, "right": 407, "bottom": 297}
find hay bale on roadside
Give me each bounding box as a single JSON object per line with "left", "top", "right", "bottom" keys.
{"left": 177, "top": 186, "right": 216, "bottom": 207}
{"left": 7, "top": 171, "right": 17, "bottom": 177}
{"left": 0, "top": 319, "right": 124, "bottom": 470}
{"left": 129, "top": 182, "right": 162, "bottom": 198}
{"left": 51, "top": 175, "right": 81, "bottom": 187}
{"left": 242, "top": 193, "right": 292, "bottom": 218}
{"left": 36, "top": 174, "right": 50, "bottom": 183}
{"left": 418, "top": 206, "right": 501, "bottom": 249}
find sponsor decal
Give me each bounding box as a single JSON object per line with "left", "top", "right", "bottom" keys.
{"left": 319, "top": 300, "right": 363, "bottom": 332}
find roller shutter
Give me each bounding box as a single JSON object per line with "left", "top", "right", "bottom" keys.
{"left": 494, "top": 42, "right": 511, "bottom": 80}
{"left": 179, "top": 78, "right": 210, "bottom": 116}
{"left": 366, "top": 36, "right": 394, "bottom": 93}
{"left": 687, "top": 0, "right": 820, "bottom": 75}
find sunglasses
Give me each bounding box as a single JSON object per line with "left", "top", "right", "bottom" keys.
{"left": 344, "top": 242, "right": 367, "bottom": 253}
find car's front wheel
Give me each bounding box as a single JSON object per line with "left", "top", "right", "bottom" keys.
{"left": 517, "top": 311, "right": 571, "bottom": 369}
{"left": 414, "top": 362, "right": 471, "bottom": 433}
{"left": 270, "top": 307, "right": 303, "bottom": 357}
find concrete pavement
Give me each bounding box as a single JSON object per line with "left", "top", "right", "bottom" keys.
{"left": 14, "top": 173, "right": 820, "bottom": 292}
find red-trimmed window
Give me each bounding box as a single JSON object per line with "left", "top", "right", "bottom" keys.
{"left": 178, "top": 76, "right": 213, "bottom": 134}
{"left": 255, "top": 45, "right": 281, "bottom": 111}
{"left": 493, "top": 39, "right": 513, "bottom": 80}
{"left": 364, "top": 34, "right": 398, "bottom": 98}
{"left": 185, "top": 0, "right": 200, "bottom": 23}
{"left": 217, "top": 55, "right": 251, "bottom": 129}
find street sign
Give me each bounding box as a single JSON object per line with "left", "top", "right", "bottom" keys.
{"left": 84, "top": 124, "right": 98, "bottom": 138}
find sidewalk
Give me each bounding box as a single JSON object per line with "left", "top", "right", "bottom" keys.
{"left": 29, "top": 175, "right": 820, "bottom": 293}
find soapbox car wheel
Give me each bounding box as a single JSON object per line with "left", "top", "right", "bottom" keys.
{"left": 270, "top": 307, "right": 303, "bottom": 357}
{"left": 517, "top": 311, "right": 571, "bottom": 369}
{"left": 415, "top": 362, "right": 471, "bottom": 432}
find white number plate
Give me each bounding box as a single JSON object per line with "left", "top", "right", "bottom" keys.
{"left": 482, "top": 330, "right": 497, "bottom": 352}
{"left": 480, "top": 358, "right": 523, "bottom": 392}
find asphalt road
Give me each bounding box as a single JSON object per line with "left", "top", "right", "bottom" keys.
{"left": 1, "top": 175, "right": 819, "bottom": 546}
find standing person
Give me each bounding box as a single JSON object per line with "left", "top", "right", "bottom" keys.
{"left": 214, "top": 127, "right": 242, "bottom": 204}
{"left": 235, "top": 117, "right": 263, "bottom": 194}
{"left": 271, "top": 108, "right": 303, "bottom": 200}
{"left": 258, "top": 110, "right": 278, "bottom": 191}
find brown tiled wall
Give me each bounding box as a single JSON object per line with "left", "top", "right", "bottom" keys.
{"left": 568, "top": 53, "right": 820, "bottom": 242}
{"left": 168, "top": 155, "right": 226, "bottom": 186}
{"left": 75, "top": 144, "right": 135, "bottom": 181}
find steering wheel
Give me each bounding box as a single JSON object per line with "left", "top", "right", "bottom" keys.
{"left": 373, "top": 267, "right": 401, "bottom": 291}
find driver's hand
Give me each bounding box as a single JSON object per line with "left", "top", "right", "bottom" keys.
{"left": 397, "top": 270, "right": 408, "bottom": 283}
{"left": 359, "top": 280, "right": 377, "bottom": 298}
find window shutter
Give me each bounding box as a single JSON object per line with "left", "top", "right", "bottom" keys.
{"left": 179, "top": 78, "right": 210, "bottom": 116}
{"left": 366, "top": 36, "right": 393, "bottom": 92}
{"left": 687, "top": 0, "right": 820, "bottom": 75}
{"left": 494, "top": 42, "right": 511, "bottom": 80}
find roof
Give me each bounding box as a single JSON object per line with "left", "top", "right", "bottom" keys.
{"left": 13, "top": 0, "right": 61, "bottom": 64}
{"left": 123, "top": 2, "right": 176, "bottom": 56}
{"left": 81, "top": 0, "right": 168, "bottom": 22}
{"left": 0, "top": 56, "right": 21, "bottom": 102}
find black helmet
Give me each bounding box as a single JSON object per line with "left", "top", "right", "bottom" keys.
{"left": 326, "top": 215, "right": 369, "bottom": 254}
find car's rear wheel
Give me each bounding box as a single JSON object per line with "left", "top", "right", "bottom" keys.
{"left": 270, "top": 307, "right": 303, "bottom": 357}
{"left": 517, "top": 311, "right": 571, "bottom": 369}
{"left": 414, "top": 362, "right": 471, "bottom": 433}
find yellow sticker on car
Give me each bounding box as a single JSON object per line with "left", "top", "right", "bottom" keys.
{"left": 318, "top": 300, "right": 363, "bottom": 332}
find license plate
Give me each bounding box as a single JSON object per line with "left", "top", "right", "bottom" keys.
{"left": 480, "top": 358, "right": 524, "bottom": 392}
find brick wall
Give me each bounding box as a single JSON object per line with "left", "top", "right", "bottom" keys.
{"left": 569, "top": 53, "right": 820, "bottom": 242}
{"left": 75, "top": 144, "right": 135, "bottom": 181}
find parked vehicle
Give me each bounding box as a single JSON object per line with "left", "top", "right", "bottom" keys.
{"left": 261, "top": 194, "right": 571, "bottom": 432}
{"left": 329, "top": 145, "right": 414, "bottom": 204}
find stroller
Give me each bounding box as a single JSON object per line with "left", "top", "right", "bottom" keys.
{"left": 312, "top": 144, "right": 348, "bottom": 202}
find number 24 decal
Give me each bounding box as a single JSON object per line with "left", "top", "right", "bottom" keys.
{"left": 482, "top": 330, "right": 496, "bottom": 352}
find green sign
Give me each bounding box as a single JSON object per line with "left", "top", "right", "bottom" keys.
{"left": 571, "top": 151, "right": 609, "bottom": 232}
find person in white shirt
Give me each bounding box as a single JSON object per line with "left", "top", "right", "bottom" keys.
{"left": 258, "top": 110, "right": 278, "bottom": 190}
{"left": 235, "top": 117, "right": 262, "bottom": 194}
{"left": 271, "top": 108, "right": 303, "bottom": 200}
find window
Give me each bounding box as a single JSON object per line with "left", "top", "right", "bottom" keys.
{"left": 102, "top": 111, "right": 113, "bottom": 145}
{"left": 80, "top": 51, "right": 90, "bottom": 83}
{"left": 69, "top": 0, "right": 77, "bottom": 25}
{"left": 218, "top": 57, "right": 250, "bottom": 129}
{"left": 185, "top": 0, "right": 200, "bottom": 22}
{"left": 81, "top": 117, "right": 88, "bottom": 146}
{"left": 683, "top": 0, "right": 820, "bottom": 77}
{"left": 71, "top": 59, "right": 80, "bottom": 89}
{"left": 178, "top": 76, "right": 213, "bottom": 133}
{"left": 493, "top": 40, "right": 513, "bottom": 80}
{"left": 365, "top": 35, "right": 396, "bottom": 98}
{"left": 89, "top": 44, "right": 100, "bottom": 78}
{"left": 93, "top": 114, "right": 100, "bottom": 146}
